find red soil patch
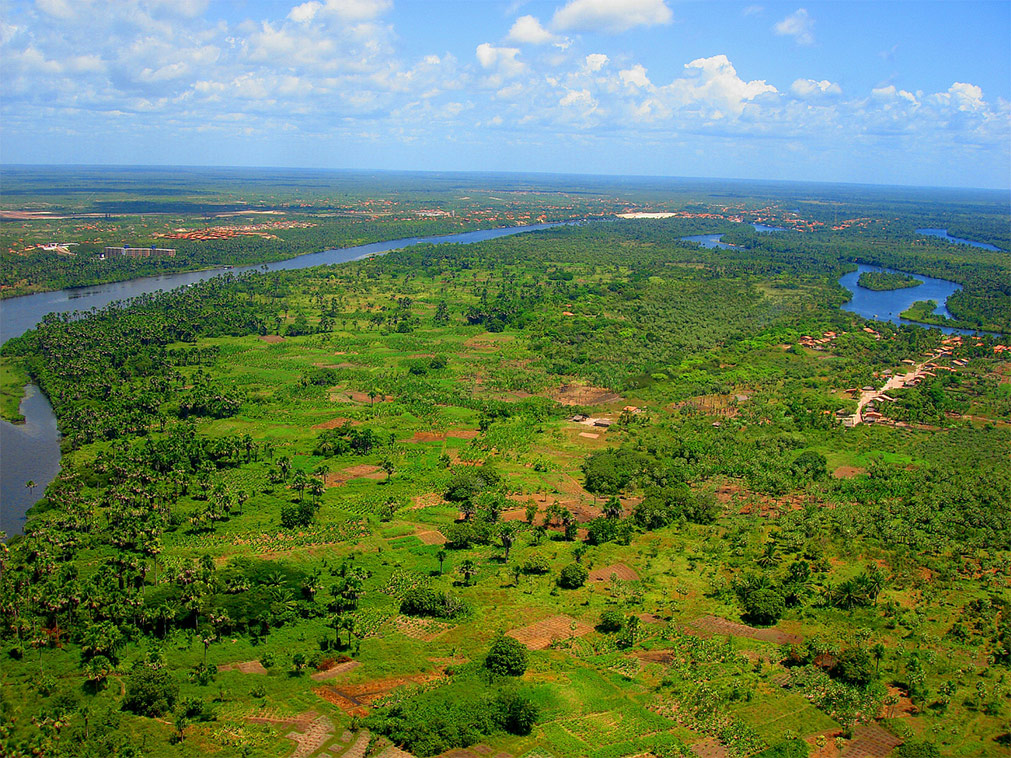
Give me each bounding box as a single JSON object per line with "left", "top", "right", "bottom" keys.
{"left": 588, "top": 563, "right": 639, "bottom": 583}
{"left": 550, "top": 383, "right": 623, "bottom": 407}
{"left": 691, "top": 737, "right": 729, "bottom": 758}
{"left": 687, "top": 615, "right": 802, "bottom": 645}
{"left": 832, "top": 466, "right": 864, "bottom": 479}
{"left": 507, "top": 614, "right": 594, "bottom": 650}
{"left": 219, "top": 659, "right": 268, "bottom": 675}
{"left": 415, "top": 530, "right": 446, "bottom": 545}
{"left": 407, "top": 492, "right": 445, "bottom": 510}
{"left": 394, "top": 615, "right": 454, "bottom": 641}
{"left": 840, "top": 723, "right": 902, "bottom": 758}
{"left": 578, "top": 432, "right": 601, "bottom": 439}
{"left": 315, "top": 671, "right": 446, "bottom": 716}
{"left": 445, "top": 429, "right": 480, "bottom": 439}
{"left": 310, "top": 659, "right": 361, "bottom": 682}
{"left": 878, "top": 685, "right": 917, "bottom": 719}
{"left": 409, "top": 431, "right": 446, "bottom": 442}
{"left": 311, "top": 417, "right": 360, "bottom": 430}
{"left": 326, "top": 464, "right": 383, "bottom": 487}
{"left": 259, "top": 335, "right": 285, "bottom": 343}
{"left": 805, "top": 729, "right": 846, "bottom": 758}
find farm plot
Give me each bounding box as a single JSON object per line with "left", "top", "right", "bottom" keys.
{"left": 314, "top": 671, "right": 447, "bottom": 717}
{"left": 588, "top": 563, "right": 639, "bottom": 583}
{"left": 688, "top": 615, "right": 802, "bottom": 645}
{"left": 507, "top": 615, "right": 594, "bottom": 650}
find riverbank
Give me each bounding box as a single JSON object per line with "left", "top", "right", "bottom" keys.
{"left": 0, "top": 360, "right": 30, "bottom": 424}
{"left": 899, "top": 299, "right": 1004, "bottom": 334}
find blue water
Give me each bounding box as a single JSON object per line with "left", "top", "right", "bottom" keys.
{"left": 0, "top": 385, "right": 61, "bottom": 538}
{"left": 680, "top": 233, "right": 733, "bottom": 249}
{"left": 838, "top": 264, "right": 997, "bottom": 336}
{"left": 680, "top": 223, "right": 788, "bottom": 249}
{"left": 916, "top": 228, "right": 1001, "bottom": 252}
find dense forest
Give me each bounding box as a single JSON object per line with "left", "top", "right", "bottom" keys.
{"left": 1, "top": 182, "right": 1009, "bottom": 758}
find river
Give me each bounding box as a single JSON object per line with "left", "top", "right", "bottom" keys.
{"left": 0, "top": 222, "right": 566, "bottom": 536}
{"left": 0, "top": 385, "right": 61, "bottom": 537}
{"left": 916, "top": 228, "right": 1001, "bottom": 252}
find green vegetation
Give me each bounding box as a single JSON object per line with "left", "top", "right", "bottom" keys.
{"left": 1, "top": 177, "right": 1009, "bottom": 758}
{"left": 857, "top": 271, "right": 923, "bottom": 291}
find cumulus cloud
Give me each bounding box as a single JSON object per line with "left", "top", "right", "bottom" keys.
{"left": 619, "top": 64, "right": 650, "bottom": 89}
{"left": 552, "top": 0, "right": 673, "bottom": 34}
{"left": 774, "top": 8, "right": 814, "bottom": 45}
{"left": 791, "top": 78, "right": 841, "bottom": 98}
{"left": 583, "top": 53, "right": 609, "bottom": 72}
{"left": 476, "top": 43, "right": 526, "bottom": 78}
{"left": 507, "top": 15, "right": 556, "bottom": 44}
{"left": 288, "top": 0, "right": 391, "bottom": 24}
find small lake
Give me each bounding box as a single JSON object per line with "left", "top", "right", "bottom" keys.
{"left": 680, "top": 222, "right": 789, "bottom": 249}
{"left": 0, "top": 385, "right": 61, "bottom": 537}
{"left": 916, "top": 228, "right": 1001, "bottom": 252}
{"left": 0, "top": 222, "right": 563, "bottom": 536}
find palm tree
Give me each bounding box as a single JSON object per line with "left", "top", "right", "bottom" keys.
{"left": 437, "top": 549, "right": 447, "bottom": 575}
{"left": 25, "top": 480, "right": 37, "bottom": 498}
{"left": 603, "top": 496, "right": 623, "bottom": 519}
{"left": 498, "top": 524, "right": 517, "bottom": 562}
{"left": 459, "top": 559, "right": 478, "bottom": 586}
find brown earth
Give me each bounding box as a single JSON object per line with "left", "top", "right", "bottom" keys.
{"left": 508, "top": 614, "right": 594, "bottom": 650}
{"left": 588, "top": 563, "right": 639, "bottom": 583}
{"left": 840, "top": 723, "right": 903, "bottom": 757}
{"left": 259, "top": 335, "right": 285, "bottom": 343}
{"left": 219, "top": 660, "right": 268, "bottom": 675}
{"left": 326, "top": 464, "right": 383, "bottom": 487}
{"left": 315, "top": 671, "right": 447, "bottom": 716}
{"left": 310, "top": 659, "right": 361, "bottom": 682}
{"left": 409, "top": 431, "right": 445, "bottom": 442}
{"left": 415, "top": 530, "right": 447, "bottom": 545}
{"left": 832, "top": 466, "right": 865, "bottom": 479}
{"left": 550, "top": 383, "right": 623, "bottom": 407}
{"left": 311, "top": 417, "right": 360, "bottom": 430}
{"left": 687, "top": 615, "right": 803, "bottom": 645}
{"left": 445, "top": 429, "right": 480, "bottom": 439}
{"left": 394, "top": 615, "right": 454, "bottom": 641}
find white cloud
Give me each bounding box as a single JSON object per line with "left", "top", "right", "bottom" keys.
{"left": 507, "top": 15, "right": 556, "bottom": 45}
{"left": 742, "top": 5, "right": 763, "bottom": 16}
{"left": 559, "top": 88, "right": 595, "bottom": 108}
{"left": 288, "top": 0, "right": 392, "bottom": 24}
{"left": 476, "top": 43, "right": 526, "bottom": 78}
{"left": 583, "top": 53, "right": 609, "bottom": 72}
{"left": 791, "top": 78, "right": 841, "bottom": 98}
{"left": 552, "top": 0, "right": 673, "bottom": 34}
{"left": 619, "top": 64, "right": 650, "bottom": 89}
{"left": 666, "top": 55, "right": 777, "bottom": 117}
{"left": 774, "top": 8, "right": 814, "bottom": 46}
{"left": 947, "top": 82, "right": 985, "bottom": 111}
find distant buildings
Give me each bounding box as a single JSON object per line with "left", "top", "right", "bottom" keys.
{"left": 102, "top": 245, "right": 176, "bottom": 259}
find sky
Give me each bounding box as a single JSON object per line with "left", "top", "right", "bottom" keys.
{"left": 1, "top": 0, "right": 1009, "bottom": 189}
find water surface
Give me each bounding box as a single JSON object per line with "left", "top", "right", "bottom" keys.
{"left": 916, "top": 228, "right": 1000, "bottom": 252}
{"left": 0, "top": 385, "right": 61, "bottom": 537}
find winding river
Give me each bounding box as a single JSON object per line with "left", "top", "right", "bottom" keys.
{"left": 0, "top": 222, "right": 564, "bottom": 536}
{"left": 0, "top": 221, "right": 997, "bottom": 536}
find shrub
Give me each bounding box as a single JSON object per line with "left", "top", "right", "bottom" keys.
{"left": 485, "top": 632, "right": 529, "bottom": 677}
{"left": 123, "top": 662, "right": 179, "bottom": 717}
{"left": 445, "top": 467, "right": 501, "bottom": 503}
{"left": 521, "top": 555, "right": 550, "bottom": 574}
{"left": 598, "top": 610, "right": 624, "bottom": 633}
{"left": 897, "top": 742, "right": 941, "bottom": 758}
{"left": 558, "top": 562, "right": 588, "bottom": 589}
{"left": 495, "top": 689, "right": 538, "bottom": 735}
{"left": 400, "top": 588, "right": 467, "bottom": 619}
{"left": 834, "top": 647, "right": 874, "bottom": 687}
{"left": 742, "top": 587, "right": 786, "bottom": 626}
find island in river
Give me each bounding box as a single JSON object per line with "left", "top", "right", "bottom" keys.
{"left": 857, "top": 270, "right": 923, "bottom": 291}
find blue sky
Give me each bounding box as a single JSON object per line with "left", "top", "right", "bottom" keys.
{"left": 2, "top": 0, "right": 1008, "bottom": 189}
